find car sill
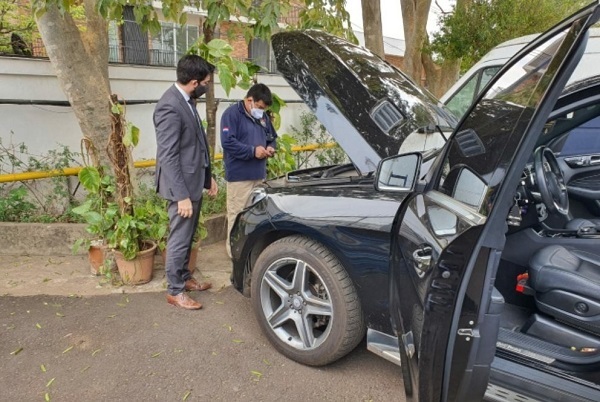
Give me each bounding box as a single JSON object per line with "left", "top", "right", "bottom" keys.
{"left": 366, "top": 329, "right": 401, "bottom": 366}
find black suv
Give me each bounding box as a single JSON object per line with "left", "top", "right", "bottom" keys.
{"left": 231, "top": 4, "right": 600, "bottom": 401}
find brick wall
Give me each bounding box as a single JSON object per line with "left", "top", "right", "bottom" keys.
{"left": 220, "top": 21, "right": 249, "bottom": 60}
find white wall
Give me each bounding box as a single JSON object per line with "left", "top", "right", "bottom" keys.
{"left": 0, "top": 56, "right": 307, "bottom": 164}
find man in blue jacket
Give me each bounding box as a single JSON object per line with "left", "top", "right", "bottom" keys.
{"left": 220, "top": 83, "right": 278, "bottom": 258}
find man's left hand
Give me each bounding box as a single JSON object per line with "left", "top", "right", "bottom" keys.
{"left": 266, "top": 146, "right": 276, "bottom": 157}
{"left": 207, "top": 177, "right": 218, "bottom": 197}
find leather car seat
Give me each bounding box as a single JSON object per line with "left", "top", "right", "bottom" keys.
{"left": 529, "top": 245, "right": 600, "bottom": 336}
{"left": 565, "top": 218, "right": 600, "bottom": 231}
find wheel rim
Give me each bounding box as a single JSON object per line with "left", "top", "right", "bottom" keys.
{"left": 259, "top": 257, "right": 334, "bottom": 351}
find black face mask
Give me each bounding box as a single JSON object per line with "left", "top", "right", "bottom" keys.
{"left": 191, "top": 83, "right": 207, "bottom": 99}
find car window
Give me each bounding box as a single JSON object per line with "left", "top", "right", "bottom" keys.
{"left": 437, "top": 27, "right": 577, "bottom": 215}
{"left": 445, "top": 66, "right": 502, "bottom": 118}
{"left": 553, "top": 115, "right": 600, "bottom": 156}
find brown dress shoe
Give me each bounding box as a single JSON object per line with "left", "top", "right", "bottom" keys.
{"left": 184, "top": 278, "right": 212, "bottom": 292}
{"left": 166, "top": 293, "right": 202, "bottom": 310}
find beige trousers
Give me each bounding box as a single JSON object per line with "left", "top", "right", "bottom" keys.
{"left": 226, "top": 180, "right": 263, "bottom": 258}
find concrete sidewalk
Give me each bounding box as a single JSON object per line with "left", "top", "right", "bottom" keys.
{"left": 0, "top": 240, "right": 232, "bottom": 297}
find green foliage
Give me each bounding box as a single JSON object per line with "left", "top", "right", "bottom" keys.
{"left": 266, "top": 134, "right": 296, "bottom": 179}
{"left": 296, "top": 0, "right": 357, "bottom": 43}
{"left": 267, "top": 94, "right": 286, "bottom": 131}
{"left": 71, "top": 166, "right": 118, "bottom": 252}
{"left": 201, "top": 160, "right": 227, "bottom": 216}
{"left": 191, "top": 38, "right": 260, "bottom": 95}
{"left": 0, "top": 137, "right": 81, "bottom": 222}
{"left": 288, "top": 111, "right": 348, "bottom": 169}
{"left": 0, "top": 187, "right": 36, "bottom": 222}
{"left": 106, "top": 197, "right": 149, "bottom": 260}
{"left": 429, "top": 0, "right": 590, "bottom": 72}
{"left": 0, "top": 0, "right": 35, "bottom": 55}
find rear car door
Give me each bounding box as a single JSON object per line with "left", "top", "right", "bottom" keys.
{"left": 389, "top": 4, "right": 600, "bottom": 401}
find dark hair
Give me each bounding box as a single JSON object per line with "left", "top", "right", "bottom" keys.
{"left": 176, "top": 55, "right": 215, "bottom": 85}
{"left": 246, "top": 83, "right": 273, "bottom": 106}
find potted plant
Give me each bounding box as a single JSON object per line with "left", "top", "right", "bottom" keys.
{"left": 72, "top": 166, "right": 118, "bottom": 275}
{"left": 105, "top": 197, "right": 158, "bottom": 285}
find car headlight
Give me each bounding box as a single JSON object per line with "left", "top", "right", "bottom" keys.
{"left": 245, "top": 187, "right": 267, "bottom": 209}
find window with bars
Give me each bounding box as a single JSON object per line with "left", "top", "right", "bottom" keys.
{"left": 150, "top": 22, "right": 199, "bottom": 67}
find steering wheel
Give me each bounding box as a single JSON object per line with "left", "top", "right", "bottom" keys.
{"left": 533, "top": 146, "right": 569, "bottom": 215}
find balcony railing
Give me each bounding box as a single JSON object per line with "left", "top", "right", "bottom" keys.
{"left": 7, "top": 38, "right": 280, "bottom": 73}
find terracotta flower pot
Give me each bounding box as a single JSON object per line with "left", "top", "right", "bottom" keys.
{"left": 113, "top": 242, "right": 156, "bottom": 285}
{"left": 88, "top": 240, "right": 108, "bottom": 276}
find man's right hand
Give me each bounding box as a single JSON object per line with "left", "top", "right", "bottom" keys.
{"left": 255, "top": 146, "right": 269, "bottom": 159}
{"left": 177, "top": 198, "right": 193, "bottom": 218}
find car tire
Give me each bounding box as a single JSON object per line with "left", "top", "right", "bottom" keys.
{"left": 251, "top": 235, "right": 365, "bottom": 366}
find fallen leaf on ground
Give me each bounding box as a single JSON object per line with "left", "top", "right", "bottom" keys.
{"left": 62, "top": 346, "right": 73, "bottom": 354}
{"left": 182, "top": 390, "right": 192, "bottom": 401}
{"left": 250, "top": 371, "right": 263, "bottom": 382}
{"left": 36, "top": 323, "right": 42, "bottom": 329}
{"left": 151, "top": 352, "right": 162, "bottom": 358}
{"left": 232, "top": 339, "right": 244, "bottom": 344}
{"left": 92, "top": 349, "right": 101, "bottom": 356}
{"left": 46, "top": 378, "right": 55, "bottom": 388}
{"left": 10, "top": 347, "right": 23, "bottom": 355}
{"left": 55, "top": 312, "right": 64, "bottom": 317}
{"left": 40, "top": 364, "right": 46, "bottom": 372}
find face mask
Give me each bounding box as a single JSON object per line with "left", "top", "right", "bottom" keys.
{"left": 191, "top": 83, "right": 207, "bottom": 99}
{"left": 251, "top": 107, "right": 264, "bottom": 119}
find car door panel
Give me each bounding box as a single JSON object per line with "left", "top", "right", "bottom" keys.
{"left": 552, "top": 114, "right": 600, "bottom": 216}
{"left": 559, "top": 159, "right": 600, "bottom": 216}
{"left": 390, "top": 5, "right": 600, "bottom": 401}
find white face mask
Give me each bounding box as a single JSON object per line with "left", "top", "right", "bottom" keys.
{"left": 251, "top": 108, "right": 264, "bottom": 119}
{"left": 249, "top": 100, "right": 264, "bottom": 119}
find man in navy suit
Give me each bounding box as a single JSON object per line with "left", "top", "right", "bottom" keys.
{"left": 154, "top": 55, "right": 218, "bottom": 310}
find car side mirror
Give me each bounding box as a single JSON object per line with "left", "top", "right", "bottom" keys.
{"left": 375, "top": 152, "right": 422, "bottom": 192}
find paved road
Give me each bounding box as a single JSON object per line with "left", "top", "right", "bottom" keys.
{"left": 0, "top": 242, "right": 406, "bottom": 401}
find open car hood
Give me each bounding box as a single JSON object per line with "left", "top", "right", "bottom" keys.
{"left": 272, "top": 30, "right": 458, "bottom": 175}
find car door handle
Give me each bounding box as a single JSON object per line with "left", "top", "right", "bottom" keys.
{"left": 412, "top": 246, "right": 432, "bottom": 275}
{"left": 564, "top": 155, "right": 600, "bottom": 167}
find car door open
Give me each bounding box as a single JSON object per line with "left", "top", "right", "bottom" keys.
{"left": 388, "top": 4, "right": 600, "bottom": 401}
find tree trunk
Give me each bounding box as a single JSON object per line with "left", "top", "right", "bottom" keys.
{"left": 421, "top": 0, "right": 469, "bottom": 98}
{"left": 422, "top": 50, "right": 461, "bottom": 98}
{"left": 35, "top": 3, "right": 112, "bottom": 168}
{"left": 400, "top": 0, "right": 432, "bottom": 87}
{"left": 361, "top": 0, "right": 385, "bottom": 58}
{"left": 203, "top": 20, "right": 219, "bottom": 156}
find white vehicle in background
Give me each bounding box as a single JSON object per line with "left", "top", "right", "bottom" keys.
{"left": 440, "top": 28, "right": 600, "bottom": 118}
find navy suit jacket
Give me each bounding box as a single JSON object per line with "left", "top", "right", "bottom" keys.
{"left": 154, "top": 85, "right": 211, "bottom": 202}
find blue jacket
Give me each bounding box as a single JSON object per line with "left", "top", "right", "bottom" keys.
{"left": 220, "top": 101, "right": 278, "bottom": 182}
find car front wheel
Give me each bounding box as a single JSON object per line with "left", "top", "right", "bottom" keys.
{"left": 251, "top": 235, "right": 365, "bottom": 366}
